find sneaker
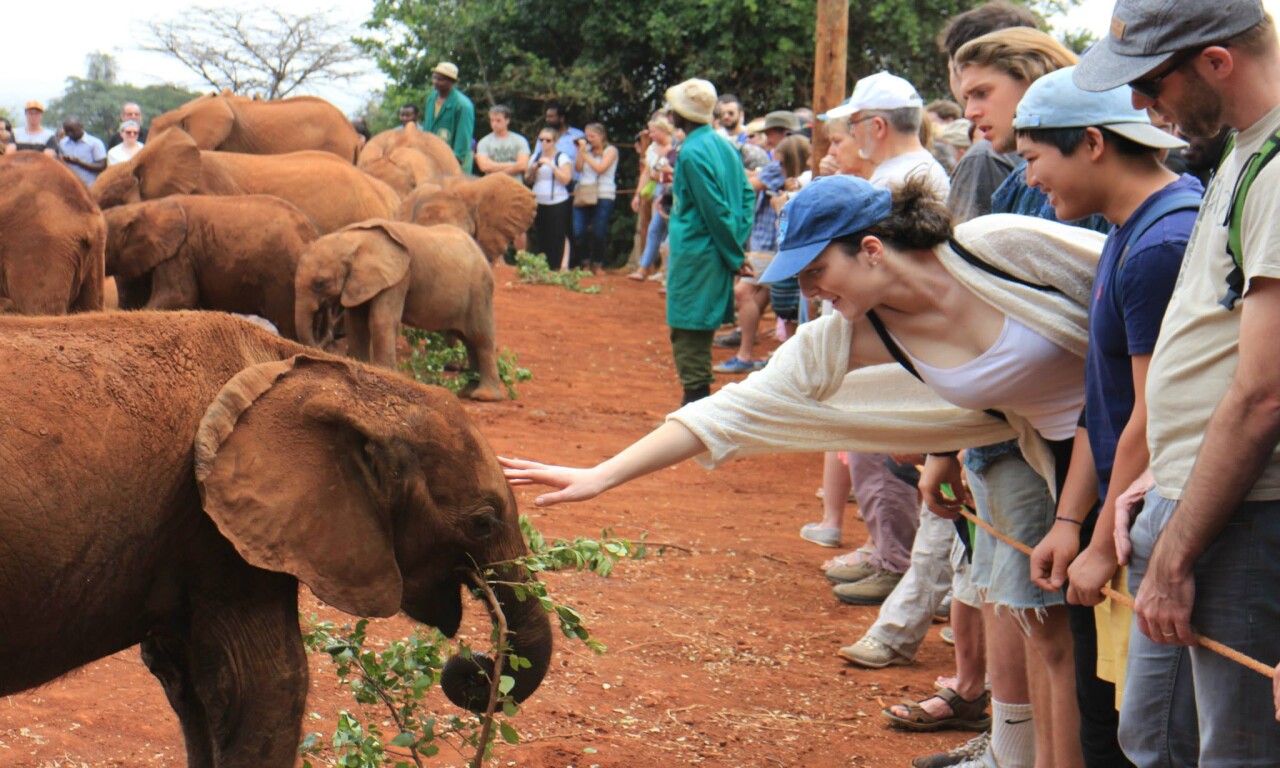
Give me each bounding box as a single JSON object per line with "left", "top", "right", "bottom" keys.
{"left": 837, "top": 636, "right": 911, "bottom": 669}
{"left": 799, "top": 522, "right": 842, "bottom": 548}
{"left": 911, "top": 732, "right": 991, "bottom": 768}
{"left": 647, "top": 270, "right": 665, "bottom": 282}
{"left": 832, "top": 569, "right": 903, "bottom": 605}
{"left": 713, "top": 329, "right": 742, "bottom": 348}
{"left": 941, "top": 626, "right": 955, "bottom": 646}
{"left": 713, "top": 356, "right": 758, "bottom": 374}
{"left": 824, "top": 559, "right": 878, "bottom": 584}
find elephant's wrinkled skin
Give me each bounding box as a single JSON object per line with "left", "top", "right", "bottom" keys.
{"left": 0, "top": 153, "right": 105, "bottom": 314}
{"left": 104, "top": 195, "right": 320, "bottom": 338}
{"left": 399, "top": 174, "right": 536, "bottom": 264}
{"left": 359, "top": 123, "right": 462, "bottom": 179}
{"left": 0, "top": 312, "right": 552, "bottom": 768}
{"left": 93, "top": 129, "right": 400, "bottom": 234}
{"left": 151, "top": 91, "right": 361, "bottom": 162}
{"left": 295, "top": 221, "right": 503, "bottom": 401}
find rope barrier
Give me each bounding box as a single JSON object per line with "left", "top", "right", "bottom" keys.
{"left": 951, "top": 503, "right": 1276, "bottom": 680}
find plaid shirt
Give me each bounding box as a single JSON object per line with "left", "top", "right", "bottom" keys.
{"left": 749, "top": 162, "right": 787, "bottom": 252}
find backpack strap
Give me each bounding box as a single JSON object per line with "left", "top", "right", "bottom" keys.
{"left": 1221, "top": 128, "right": 1280, "bottom": 310}
{"left": 1111, "top": 189, "right": 1202, "bottom": 310}
{"left": 946, "top": 238, "right": 1062, "bottom": 294}
{"left": 865, "top": 309, "right": 1008, "bottom": 423}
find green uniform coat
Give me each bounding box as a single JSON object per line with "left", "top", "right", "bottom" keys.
{"left": 666, "top": 125, "right": 754, "bottom": 331}
{"left": 424, "top": 88, "right": 476, "bottom": 174}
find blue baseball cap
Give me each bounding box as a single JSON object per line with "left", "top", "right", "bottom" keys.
{"left": 760, "top": 175, "right": 892, "bottom": 283}
{"left": 1014, "top": 67, "right": 1186, "bottom": 149}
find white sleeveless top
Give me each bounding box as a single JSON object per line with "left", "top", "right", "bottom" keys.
{"left": 580, "top": 148, "right": 618, "bottom": 199}
{"left": 890, "top": 316, "right": 1084, "bottom": 441}
{"left": 532, "top": 152, "right": 571, "bottom": 204}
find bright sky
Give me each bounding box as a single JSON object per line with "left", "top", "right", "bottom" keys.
{"left": 6, "top": 0, "right": 1280, "bottom": 121}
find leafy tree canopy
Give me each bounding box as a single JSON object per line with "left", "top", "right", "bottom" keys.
{"left": 358, "top": 0, "right": 1077, "bottom": 141}
{"left": 45, "top": 53, "right": 203, "bottom": 143}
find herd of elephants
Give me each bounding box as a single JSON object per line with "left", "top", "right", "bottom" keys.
{"left": 0, "top": 92, "right": 551, "bottom": 766}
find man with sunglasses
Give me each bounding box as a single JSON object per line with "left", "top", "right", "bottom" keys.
{"left": 1076, "top": 0, "right": 1280, "bottom": 763}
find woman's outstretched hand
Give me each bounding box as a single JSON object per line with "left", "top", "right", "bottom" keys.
{"left": 499, "top": 457, "right": 608, "bottom": 507}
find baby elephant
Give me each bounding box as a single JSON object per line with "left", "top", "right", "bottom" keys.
{"left": 295, "top": 221, "right": 503, "bottom": 401}
{"left": 104, "top": 195, "right": 320, "bottom": 338}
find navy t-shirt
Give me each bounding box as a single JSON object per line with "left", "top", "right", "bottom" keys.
{"left": 1085, "top": 174, "right": 1204, "bottom": 498}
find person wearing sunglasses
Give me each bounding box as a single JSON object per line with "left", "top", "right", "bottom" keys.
{"left": 107, "top": 121, "right": 144, "bottom": 166}
{"left": 1076, "top": 0, "right": 1280, "bottom": 764}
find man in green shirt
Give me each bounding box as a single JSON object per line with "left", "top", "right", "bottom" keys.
{"left": 423, "top": 62, "right": 476, "bottom": 174}
{"left": 664, "top": 78, "right": 754, "bottom": 405}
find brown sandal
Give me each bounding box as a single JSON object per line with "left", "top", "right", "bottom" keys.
{"left": 881, "top": 688, "right": 991, "bottom": 733}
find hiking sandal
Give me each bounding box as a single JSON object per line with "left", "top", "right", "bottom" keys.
{"left": 881, "top": 688, "right": 991, "bottom": 733}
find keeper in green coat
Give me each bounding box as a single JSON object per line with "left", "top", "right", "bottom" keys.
{"left": 664, "top": 78, "right": 755, "bottom": 406}
{"left": 423, "top": 61, "right": 476, "bottom": 174}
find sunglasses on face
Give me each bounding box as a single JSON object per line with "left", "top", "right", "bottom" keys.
{"left": 122, "top": 130, "right": 139, "bottom": 136}
{"left": 1129, "top": 47, "right": 1208, "bottom": 101}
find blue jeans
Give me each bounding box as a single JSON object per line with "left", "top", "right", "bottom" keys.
{"left": 1122, "top": 491, "right": 1280, "bottom": 765}
{"left": 571, "top": 197, "right": 615, "bottom": 269}
{"left": 640, "top": 202, "right": 668, "bottom": 270}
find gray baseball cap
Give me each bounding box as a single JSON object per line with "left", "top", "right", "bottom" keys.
{"left": 1074, "top": 0, "right": 1265, "bottom": 92}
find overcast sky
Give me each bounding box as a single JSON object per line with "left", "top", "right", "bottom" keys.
{"left": 5, "top": 0, "right": 1279, "bottom": 123}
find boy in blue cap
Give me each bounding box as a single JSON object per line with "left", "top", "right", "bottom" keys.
{"left": 1015, "top": 65, "right": 1202, "bottom": 767}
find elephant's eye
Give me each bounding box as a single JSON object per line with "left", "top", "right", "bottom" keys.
{"left": 469, "top": 507, "right": 501, "bottom": 540}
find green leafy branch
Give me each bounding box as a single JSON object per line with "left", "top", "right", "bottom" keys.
{"left": 513, "top": 251, "right": 601, "bottom": 294}
{"left": 400, "top": 329, "right": 532, "bottom": 400}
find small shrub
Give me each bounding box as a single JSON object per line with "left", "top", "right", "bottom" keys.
{"left": 400, "top": 329, "right": 532, "bottom": 400}
{"left": 513, "top": 251, "right": 601, "bottom": 294}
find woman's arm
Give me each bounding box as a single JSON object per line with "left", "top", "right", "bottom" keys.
{"left": 584, "top": 146, "right": 617, "bottom": 174}
{"left": 501, "top": 420, "right": 709, "bottom": 506}
{"left": 552, "top": 156, "right": 573, "bottom": 186}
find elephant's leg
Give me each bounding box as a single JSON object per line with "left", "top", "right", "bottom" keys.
{"left": 366, "top": 287, "right": 408, "bottom": 370}
{"left": 460, "top": 323, "right": 504, "bottom": 402}
{"left": 186, "top": 576, "right": 308, "bottom": 768}
{"left": 142, "top": 634, "right": 215, "bottom": 768}
{"left": 145, "top": 260, "right": 201, "bottom": 311}
{"left": 344, "top": 304, "right": 372, "bottom": 362}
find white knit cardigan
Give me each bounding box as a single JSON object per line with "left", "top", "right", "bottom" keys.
{"left": 670, "top": 214, "right": 1106, "bottom": 495}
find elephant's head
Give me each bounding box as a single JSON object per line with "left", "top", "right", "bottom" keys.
{"left": 102, "top": 199, "right": 189, "bottom": 285}
{"left": 407, "top": 190, "right": 476, "bottom": 238}
{"left": 150, "top": 93, "right": 237, "bottom": 150}
{"left": 450, "top": 175, "right": 536, "bottom": 263}
{"left": 293, "top": 220, "right": 410, "bottom": 347}
{"left": 193, "top": 354, "right": 552, "bottom": 711}
{"left": 92, "top": 129, "right": 205, "bottom": 209}
{"left": 360, "top": 124, "right": 463, "bottom": 178}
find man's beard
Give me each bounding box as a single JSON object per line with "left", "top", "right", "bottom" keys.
{"left": 724, "top": 117, "right": 741, "bottom": 132}
{"left": 1171, "top": 68, "right": 1226, "bottom": 139}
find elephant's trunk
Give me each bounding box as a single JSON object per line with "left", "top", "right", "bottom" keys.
{"left": 440, "top": 566, "right": 553, "bottom": 713}
{"left": 295, "top": 295, "right": 320, "bottom": 347}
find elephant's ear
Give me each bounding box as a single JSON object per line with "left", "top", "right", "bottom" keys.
{"left": 340, "top": 222, "right": 412, "bottom": 307}
{"left": 194, "top": 355, "right": 403, "bottom": 617}
{"left": 462, "top": 175, "right": 536, "bottom": 262}
{"left": 410, "top": 191, "right": 474, "bottom": 234}
{"left": 183, "top": 96, "right": 235, "bottom": 149}
{"left": 136, "top": 129, "right": 203, "bottom": 199}
{"left": 111, "top": 200, "right": 188, "bottom": 280}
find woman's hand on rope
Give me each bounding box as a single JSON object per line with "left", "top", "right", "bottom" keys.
{"left": 1114, "top": 468, "right": 1154, "bottom": 566}
{"left": 1065, "top": 544, "right": 1118, "bottom": 607}
{"left": 919, "top": 454, "right": 969, "bottom": 520}
{"left": 1030, "top": 521, "right": 1081, "bottom": 593}
{"left": 499, "top": 457, "right": 608, "bottom": 507}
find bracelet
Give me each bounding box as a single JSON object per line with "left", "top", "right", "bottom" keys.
{"left": 1055, "top": 516, "right": 1083, "bottom": 526}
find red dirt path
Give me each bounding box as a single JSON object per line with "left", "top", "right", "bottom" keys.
{"left": 1, "top": 267, "right": 967, "bottom": 767}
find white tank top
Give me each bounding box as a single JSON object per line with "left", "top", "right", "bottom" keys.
{"left": 890, "top": 317, "right": 1084, "bottom": 441}
{"left": 580, "top": 148, "right": 617, "bottom": 199}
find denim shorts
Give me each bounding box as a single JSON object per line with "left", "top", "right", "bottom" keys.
{"left": 967, "top": 451, "right": 1063, "bottom": 616}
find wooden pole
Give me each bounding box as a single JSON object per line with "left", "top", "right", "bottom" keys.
{"left": 812, "top": 0, "right": 849, "bottom": 172}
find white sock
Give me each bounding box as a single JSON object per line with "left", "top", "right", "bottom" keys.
{"left": 990, "top": 699, "right": 1035, "bottom": 768}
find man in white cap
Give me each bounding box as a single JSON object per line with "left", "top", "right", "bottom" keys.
{"left": 423, "top": 61, "right": 475, "bottom": 173}
{"left": 662, "top": 78, "right": 754, "bottom": 406}
{"left": 1073, "top": 0, "right": 1280, "bottom": 762}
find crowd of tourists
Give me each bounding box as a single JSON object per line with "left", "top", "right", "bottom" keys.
{"left": 503, "top": 0, "right": 1280, "bottom": 766}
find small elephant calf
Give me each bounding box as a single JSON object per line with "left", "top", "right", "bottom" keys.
{"left": 104, "top": 195, "right": 319, "bottom": 338}
{"left": 295, "top": 220, "right": 504, "bottom": 401}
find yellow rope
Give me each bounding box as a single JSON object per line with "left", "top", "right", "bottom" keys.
{"left": 953, "top": 504, "right": 1276, "bottom": 680}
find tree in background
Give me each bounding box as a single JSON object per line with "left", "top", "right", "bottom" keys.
{"left": 45, "top": 52, "right": 202, "bottom": 143}
{"left": 143, "top": 6, "right": 365, "bottom": 100}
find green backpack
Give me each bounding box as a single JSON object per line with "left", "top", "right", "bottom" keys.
{"left": 1220, "top": 128, "right": 1280, "bottom": 309}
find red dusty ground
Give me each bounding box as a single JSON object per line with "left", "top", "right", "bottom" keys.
{"left": 1, "top": 266, "right": 970, "bottom": 767}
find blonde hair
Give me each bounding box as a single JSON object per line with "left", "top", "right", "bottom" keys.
{"left": 775, "top": 135, "right": 811, "bottom": 179}
{"left": 954, "top": 27, "right": 1077, "bottom": 84}
{"left": 648, "top": 116, "right": 675, "bottom": 136}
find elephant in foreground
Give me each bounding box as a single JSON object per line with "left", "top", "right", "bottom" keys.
{"left": 93, "top": 129, "right": 400, "bottom": 233}
{"left": 400, "top": 174, "right": 536, "bottom": 263}
{"left": 103, "top": 195, "right": 320, "bottom": 337}
{"left": 359, "top": 123, "right": 463, "bottom": 178}
{"left": 0, "top": 152, "right": 105, "bottom": 314}
{"left": 295, "top": 221, "right": 504, "bottom": 400}
{"left": 0, "top": 311, "right": 552, "bottom": 768}
{"left": 150, "top": 91, "right": 361, "bottom": 162}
